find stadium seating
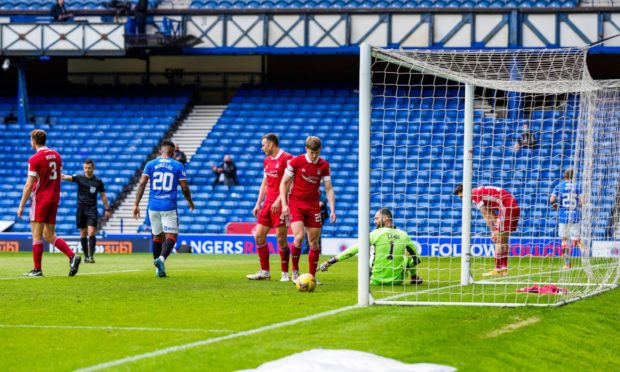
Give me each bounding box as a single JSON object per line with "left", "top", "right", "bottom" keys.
{"left": 0, "top": 0, "right": 158, "bottom": 11}
{"left": 173, "top": 85, "right": 612, "bottom": 239}
{"left": 0, "top": 0, "right": 580, "bottom": 11}
{"left": 370, "top": 86, "right": 616, "bottom": 239}
{"left": 188, "top": 0, "right": 578, "bottom": 9}
{"left": 174, "top": 86, "right": 358, "bottom": 237}
{"left": 0, "top": 90, "right": 190, "bottom": 235}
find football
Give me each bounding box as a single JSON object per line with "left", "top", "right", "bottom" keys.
{"left": 295, "top": 273, "right": 317, "bottom": 292}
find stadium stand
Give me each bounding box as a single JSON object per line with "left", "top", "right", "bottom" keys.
{"left": 0, "top": 89, "right": 190, "bottom": 236}
{"left": 171, "top": 86, "right": 359, "bottom": 237}
{"left": 371, "top": 87, "right": 587, "bottom": 238}
{"left": 4, "top": 86, "right": 601, "bottom": 239}
{"left": 188, "top": 0, "right": 579, "bottom": 9}
{"left": 0, "top": 0, "right": 159, "bottom": 11}
{"left": 0, "top": 0, "right": 588, "bottom": 10}
{"left": 176, "top": 85, "right": 596, "bottom": 239}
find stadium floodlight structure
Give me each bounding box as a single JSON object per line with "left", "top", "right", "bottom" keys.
{"left": 358, "top": 44, "right": 620, "bottom": 307}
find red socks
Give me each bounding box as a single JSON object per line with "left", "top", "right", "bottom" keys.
{"left": 257, "top": 243, "right": 270, "bottom": 272}
{"left": 496, "top": 254, "right": 508, "bottom": 270}
{"left": 291, "top": 244, "right": 301, "bottom": 272}
{"left": 33, "top": 240, "right": 43, "bottom": 270}
{"left": 279, "top": 246, "right": 290, "bottom": 273}
{"left": 32, "top": 238, "right": 74, "bottom": 270}
{"left": 309, "top": 247, "right": 320, "bottom": 276}
{"left": 54, "top": 237, "right": 75, "bottom": 258}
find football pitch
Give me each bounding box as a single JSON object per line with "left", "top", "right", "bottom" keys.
{"left": 0, "top": 253, "right": 619, "bottom": 371}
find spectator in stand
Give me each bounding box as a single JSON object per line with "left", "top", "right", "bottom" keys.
{"left": 174, "top": 143, "right": 187, "bottom": 166}
{"left": 51, "top": 0, "right": 73, "bottom": 22}
{"left": 4, "top": 112, "right": 17, "bottom": 124}
{"left": 212, "top": 154, "right": 239, "bottom": 187}
{"left": 133, "top": 0, "right": 148, "bottom": 35}
{"left": 513, "top": 123, "right": 538, "bottom": 152}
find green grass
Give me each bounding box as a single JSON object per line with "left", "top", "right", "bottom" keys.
{"left": 373, "top": 256, "right": 616, "bottom": 305}
{"left": 0, "top": 253, "right": 619, "bottom": 371}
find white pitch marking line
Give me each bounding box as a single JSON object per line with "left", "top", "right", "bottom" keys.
{"left": 377, "top": 261, "right": 615, "bottom": 302}
{"left": 486, "top": 316, "right": 540, "bottom": 338}
{"left": 75, "top": 305, "right": 359, "bottom": 372}
{"left": 0, "top": 269, "right": 144, "bottom": 281}
{"left": 0, "top": 324, "right": 233, "bottom": 333}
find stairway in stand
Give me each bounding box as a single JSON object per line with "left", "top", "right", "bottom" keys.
{"left": 103, "top": 105, "right": 227, "bottom": 233}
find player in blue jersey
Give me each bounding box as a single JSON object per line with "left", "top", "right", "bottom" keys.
{"left": 133, "top": 141, "right": 195, "bottom": 277}
{"left": 550, "top": 168, "right": 582, "bottom": 269}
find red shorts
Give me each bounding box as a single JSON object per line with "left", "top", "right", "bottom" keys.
{"left": 30, "top": 201, "right": 58, "bottom": 225}
{"left": 494, "top": 204, "right": 520, "bottom": 233}
{"left": 289, "top": 199, "right": 322, "bottom": 228}
{"left": 257, "top": 202, "right": 286, "bottom": 229}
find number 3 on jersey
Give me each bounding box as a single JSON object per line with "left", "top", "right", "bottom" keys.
{"left": 152, "top": 172, "right": 174, "bottom": 191}
{"left": 49, "top": 162, "right": 57, "bottom": 180}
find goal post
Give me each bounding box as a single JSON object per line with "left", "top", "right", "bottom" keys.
{"left": 358, "top": 43, "right": 371, "bottom": 307}
{"left": 461, "top": 83, "right": 474, "bottom": 287}
{"left": 358, "top": 45, "right": 620, "bottom": 307}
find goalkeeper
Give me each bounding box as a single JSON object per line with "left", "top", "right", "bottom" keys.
{"left": 319, "top": 208, "right": 422, "bottom": 285}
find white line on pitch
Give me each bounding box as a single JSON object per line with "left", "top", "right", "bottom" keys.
{"left": 486, "top": 316, "right": 540, "bottom": 338}
{"left": 377, "top": 260, "right": 615, "bottom": 302}
{"left": 379, "top": 283, "right": 464, "bottom": 302}
{"left": 0, "top": 324, "right": 233, "bottom": 333}
{"left": 0, "top": 269, "right": 144, "bottom": 281}
{"left": 75, "top": 305, "right": 359, "bottom": 372}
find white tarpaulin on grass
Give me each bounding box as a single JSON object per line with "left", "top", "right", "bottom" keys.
{"left": 238, "top": 349, "right": 456, "bottom": 372}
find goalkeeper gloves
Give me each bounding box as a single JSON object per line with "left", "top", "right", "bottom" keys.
{"left": 319, "top": 257, "right": 338, "bottom": 272}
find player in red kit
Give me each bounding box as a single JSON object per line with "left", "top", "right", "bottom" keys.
{"left": 454, "top": 184, "right": 520, "bottom": 277}
{"left": 280, "top": 136, "right": 336, "bottom": 282}
{"left": 247, "top": 133, "right": 294, "bottom": 281}
{"left": 17, "top": 129, "right": 81, "bottom": 277}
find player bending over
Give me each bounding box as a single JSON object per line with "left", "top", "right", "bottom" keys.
{"left": 454, "top": 184, "right": 520, "bottom": 277}
{"left": 550, "top": 168, "right": 583, "bottom": 269}
{"left": 319, "top": 208, "right": 422, "bottom": 285}
{"left": 133, "top": 141, "right": 194, "bottom": 278}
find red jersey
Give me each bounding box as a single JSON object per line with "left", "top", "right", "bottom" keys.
{"left": 285, "top": 154, "right": 331, "bottom": 203}
{"left": 28, "top": 147, "right": 62, "bottom": 205}
{"left": 471, "top": 186, "right": 518, "bottom": 211}
{"left": 263, "top": 150, "right": 293, "bottom": 204}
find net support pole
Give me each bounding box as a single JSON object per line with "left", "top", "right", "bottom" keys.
{"left": 358, "top": 43, "right": 371, "bottom": 306}
{"left": 461, "top": 83, "right": 474, "bottom": 286}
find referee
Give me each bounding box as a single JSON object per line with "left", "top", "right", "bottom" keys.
{"left": 61, "top": 159, "right": 110, "bottom": 263}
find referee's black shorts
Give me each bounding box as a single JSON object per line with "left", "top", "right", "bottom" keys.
{"left": 76, "top": 205, "right": 99, "bottom": 229}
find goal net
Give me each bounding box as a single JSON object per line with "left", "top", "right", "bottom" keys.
{"left": 358, "top": 45, "right": 620, "bottom": 307}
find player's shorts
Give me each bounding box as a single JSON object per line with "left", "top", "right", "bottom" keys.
{"left": 289, "top": 198, "right": 322, "bottom": 228}
{"left": 76, "top": 205, "right": 99, "bottom": 229}
{"left": 148, "top": 209, "right": 179, "bottom": 235}
{"left": 494, "top": 204, "right": 520, "bottom": 233}
{"left": 30, "top": 200, "right": 58, "bottom": 225}
{"left": 257, "top": 202, "right": 286, "bottom": 229}
{"left": 559, "top": 223, "right": 580, "bottom": 240}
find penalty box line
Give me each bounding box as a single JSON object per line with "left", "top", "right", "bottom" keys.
{"left": 75, "top": 305, "right": 359, "bottom": 372}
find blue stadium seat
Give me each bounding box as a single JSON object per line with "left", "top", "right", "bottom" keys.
{"left": 2, "top": 89, "right": 190, "bottom": 233}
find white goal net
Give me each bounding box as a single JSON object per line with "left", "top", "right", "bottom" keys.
{"left": 358, "top": 45, "right": 620, "bottom": 307}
